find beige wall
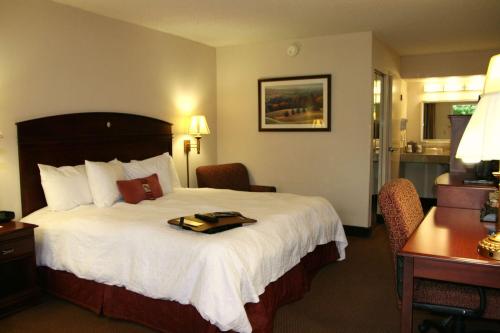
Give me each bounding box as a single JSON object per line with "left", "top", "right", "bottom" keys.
{"left": 401, "top": 49, "right": 500, "bottom": 78}
{"left": 217, "top": 32, "right": 373, "bottom": 227}
{"left": 0, "top": 0, "right": 217, "bottom": 218}
{"left": 373, "top": 38, "right": 401, "bottom": 78}
{"left": 7, "top": 1, "right": 493, "bottom": 227}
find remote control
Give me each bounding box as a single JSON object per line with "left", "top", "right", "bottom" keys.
{"left": 213, "top": 211, "right": 242, "bottom": 218}
{"left": 194, "top": 213, "right": 218, "bottom": 223}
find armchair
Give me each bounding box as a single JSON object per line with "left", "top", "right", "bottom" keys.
{"left": 196, "top": 163, "right": 276, "bottom": 192}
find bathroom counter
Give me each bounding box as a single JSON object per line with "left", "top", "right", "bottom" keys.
{"left": 400, "top": 152, "right": 449, "bottom": 164}
{"left": 372, "top": 150, "right": 450, "bottom": 198}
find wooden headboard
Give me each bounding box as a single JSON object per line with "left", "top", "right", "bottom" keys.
{"left": 17, "top": 112, "right": 173, "bottom": 217}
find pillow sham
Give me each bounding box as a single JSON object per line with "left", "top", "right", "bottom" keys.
{"left": 117, "top": 174, "right": 163, "bottom": 204}
{"left": 85, "top": 159, "right": 125, "bottom": 207}
{"left": 165, "top": 153, "right": 182, "bottom": 188}
{"left": 123, "top": 153, "right": 174, "bottom": 193}
{"left": 38, "top": 164, "right": 93, "bottom": 211}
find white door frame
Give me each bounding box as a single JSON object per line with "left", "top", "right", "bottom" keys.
{"left": 376, "top": 72, "right": 393, "bottom": 193}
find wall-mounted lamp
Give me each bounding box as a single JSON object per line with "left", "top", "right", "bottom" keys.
{"left": 184, "top": 115, "right": 210, "bottom": 155}
{"left": 184, "top": 115, "right": 210, "bottom": 187}
{"left": 456, "top": 53, "right": 500, "bottom": 260}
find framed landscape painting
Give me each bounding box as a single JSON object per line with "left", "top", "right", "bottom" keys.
{"left": 258, "top": 74, "right": 331, "bottom": 131}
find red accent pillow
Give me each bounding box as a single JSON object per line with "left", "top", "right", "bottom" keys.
{"left": 117, "top": 174, "right": 163, "bottom": 204}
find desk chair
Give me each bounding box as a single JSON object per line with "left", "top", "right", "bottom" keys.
{"left": 196, "top": 163, "right": 276, "bottom": 192}
{"left": 379, "top": 178, "right": 500, "bottom": 333}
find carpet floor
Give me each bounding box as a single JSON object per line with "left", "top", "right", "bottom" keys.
{"left": 1, "top": 224, "right": 499, "bottom": 333}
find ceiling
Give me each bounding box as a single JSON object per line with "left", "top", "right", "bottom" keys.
{"left": 53, "top": 0, "right": 500, "bottom": 55}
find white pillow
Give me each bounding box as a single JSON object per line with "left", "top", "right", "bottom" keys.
{"left": 38, "top": 164, "right": 93, "bottom": 211}
{"left": 165, "top": 153, "right": 182, "bottom": 188}
{"left": 85, "top": 159, "right": 125, "bottom": 207}
{"left": 124, "top": 153, "right": 176, "bottom": 193}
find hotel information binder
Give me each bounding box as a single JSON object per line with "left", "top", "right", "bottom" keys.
{"left": 168, "top": 213, "right": 256, "bottom": 234}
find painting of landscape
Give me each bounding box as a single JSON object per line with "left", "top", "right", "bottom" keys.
{"left": 258, "top": 75, "right": 331, "bottom": 131}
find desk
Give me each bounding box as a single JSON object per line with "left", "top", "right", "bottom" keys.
{"left": 399, "top": 206, "right": 500, "bottom": 333}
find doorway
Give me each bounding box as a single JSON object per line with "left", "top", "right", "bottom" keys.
{"left": 371, "top": 71, "right": 400, "bottom": 225}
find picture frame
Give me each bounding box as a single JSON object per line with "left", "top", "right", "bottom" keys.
{"left": 258, "top": 74, "right": 331, "bottom": 131}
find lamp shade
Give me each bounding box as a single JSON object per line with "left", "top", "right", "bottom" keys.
{"left": 484, "top": 54, "right": 500, "bottom": 94}
{"left": 456, "top": 54, "right": 500, "bottom": 163}
{"left": 188, "top": 115, "right": 210, "bottom": 136}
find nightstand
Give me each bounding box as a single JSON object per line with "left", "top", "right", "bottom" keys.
{"left": 0, "top": 221, "right": 39, "bottom": 316}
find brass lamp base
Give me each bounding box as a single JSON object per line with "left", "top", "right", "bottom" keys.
{"left": 477, "top": 170, "right": 500, "bottom": 260}
{"left": 478, "top": 232, "right": 500, "bottom": 260}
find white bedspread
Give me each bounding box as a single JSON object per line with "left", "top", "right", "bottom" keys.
{"left": 22, "top": 188, "right": 347, "bottom": 333}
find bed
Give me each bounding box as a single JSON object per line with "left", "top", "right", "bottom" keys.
{"left": 17, "top": 112, "right": 347, "bottom": 333}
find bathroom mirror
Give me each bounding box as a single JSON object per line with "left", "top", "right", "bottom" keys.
{"left": 421, "top": 101, "right": 478, "bottom": 142}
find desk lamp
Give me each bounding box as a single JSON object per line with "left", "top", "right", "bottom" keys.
{"left": 456, "top": 53, "right": 500, "bottom": 260}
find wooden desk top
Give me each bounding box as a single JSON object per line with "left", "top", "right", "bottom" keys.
{"left": 401, "top": 207, "right": 499, "bottom": 267}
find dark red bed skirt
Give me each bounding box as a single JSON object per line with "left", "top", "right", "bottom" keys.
{"left": 38, "top": 242, "right": 339, "bottom": 333}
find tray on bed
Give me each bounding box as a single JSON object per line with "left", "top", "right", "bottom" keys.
{"left": 168, "top": 213, "right": 256, "bottom": 234}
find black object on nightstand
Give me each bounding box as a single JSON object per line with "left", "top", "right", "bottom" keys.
{"left": 0, "top": 221, "right": 39, "bottom": 317}
{"left": 0, "top": 211, "right": 15, "bottom": 224}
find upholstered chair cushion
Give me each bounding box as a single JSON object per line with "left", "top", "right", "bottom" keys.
{"left": 196, "top": 163, "right": 251, "bottom": 191}
{"left": 196, "top": 163, "right": 276, "bottom": 192}
{"left": 414, "top": 280, "right": 500, "bottom": 320}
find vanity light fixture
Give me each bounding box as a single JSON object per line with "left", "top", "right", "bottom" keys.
{"left": 465, "top": 75, "right": 486, "bottom": 91}
{"left": 442, "top": 77, "right": 464, "bottom": 92}
{"left": 423, "top": 82, "right": 443, "bottom": 93}
{"left": 423, "top": 76, "right": 486, "bottom": 94}
{"left": 456, "top": 53, "right": 500, "bottom": 260}
{"left": 184, "top": 115, "right": 210, "bottom": 187}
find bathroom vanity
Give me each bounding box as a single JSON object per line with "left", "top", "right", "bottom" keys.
{"left": 399, "top": 148, "right": 450, "bottom": 198}
{"left": 400, "top": 148, "right": 449, "bottom": 164}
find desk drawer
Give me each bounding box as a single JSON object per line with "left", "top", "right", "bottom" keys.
{"left": 0, "top": 237, "right": 34, "bottom": 262}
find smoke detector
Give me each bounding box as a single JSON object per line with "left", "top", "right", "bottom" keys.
{"left": 286, "top": 44, "right": 300, "bottom": 57}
